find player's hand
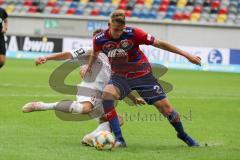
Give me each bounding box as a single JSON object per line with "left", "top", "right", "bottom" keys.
{"left": 35, "top": 57, "right": 47, "bottom": 66}
{"left": 80, "top": 65, "right": 88, "bottom": 78}
{"left": 81, "top": 65, "right": 92, "bottom": 78}
{"left": 187, "top": 55, "right": 201, "bottom": 66}
{"left": 133, "top": 98, "right": 146, "bottom": 106}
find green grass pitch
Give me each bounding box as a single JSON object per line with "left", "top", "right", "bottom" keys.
{"left": 0, "top": 59, "right": 240, "bottom": 160}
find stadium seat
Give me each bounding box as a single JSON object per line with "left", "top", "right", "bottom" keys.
{"left": 51, "top": 7, "right": 60, "bottom": 14}
{"left": 159, "top": 5, "right": 168, "bottom": 12}
{"left": 217, "top": 14, "right": 227, "bottom": 23}
{"left": 177, "top": 0, "right": 187, "bottom": 8}
{"left": 28, "top": 6, "right": 37, "bottom": 13}
{"left": 173, "top": 11, "right": 182, "bottom": 20}
{"left": 191, "top": 13, "right": 201, "bottom": 22}
{"left": 1, "top": 0, "right": 239, "bottom": 25}
{"left": 193, "top": 6, "right": 202, "bottom": 13}
{"left": 66, "top": 8, "right": 76, "bottom": 14}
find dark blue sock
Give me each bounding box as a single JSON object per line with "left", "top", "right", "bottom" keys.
{"left": 102, "top": 100, "right": 124, "bottom": 141}
{"left": 168, "top": 110, "right": 187, "bottom": 137}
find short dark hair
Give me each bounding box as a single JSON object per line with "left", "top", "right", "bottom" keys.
{"left": 110, "top": 10, "right": 126, "bottom": 25}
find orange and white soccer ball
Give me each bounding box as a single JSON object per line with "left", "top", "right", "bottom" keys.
{"left": 93, "top": 131, "right": 115, "bottom": 150}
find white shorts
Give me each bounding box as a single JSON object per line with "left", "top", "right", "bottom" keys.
{"left": 76, "top": 86, "right": 104, "bottom": 118}
{"left": 76, "top": 64, "right": 110, "bottom": 118}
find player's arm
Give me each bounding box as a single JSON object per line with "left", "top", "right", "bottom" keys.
{"left": 84, "top": 38, "right": 101, "bottom": 76}
{"left": 135, "top": 27, "right": 201, "bottom": 66}
{"left": 152, "top": 39, "right": 201, "bottom": 65}
{"left": 127, "top": 92, "right": 146, "bottom": 106}
{"left": 1, "top": 9, "right": 8, "bottom": 33}
{"left": 2, "top": 18, "right": 8, "bottom": 33}
{"left": 35, "top": 51, "right": 72, "bottom": 65}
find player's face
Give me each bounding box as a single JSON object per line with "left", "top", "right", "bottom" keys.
{"left": 109, "top": 22, "right": 125, "bottom": 39}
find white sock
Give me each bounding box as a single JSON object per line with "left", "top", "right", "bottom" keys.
{"left": 40, "top": 102, "right": 58, "bottom": 110}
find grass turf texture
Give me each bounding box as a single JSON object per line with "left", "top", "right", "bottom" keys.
{"left": 0, "top": 59, "right": 240, "bottom": 160}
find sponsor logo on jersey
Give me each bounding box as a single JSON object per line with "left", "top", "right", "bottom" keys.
{"left": 120, "top": 39, "right": 134, "bottom": 51}
{"left": 208, "top": 49, "right": 223, "bottom": 64}
{"left": 103, "top": 41, "right": 118, "bottom": 53}
{"left": 107, "top": 48, "right": 127, "bottom": 57}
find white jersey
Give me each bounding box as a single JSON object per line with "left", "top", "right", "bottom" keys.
{"left": 70, "top": 47, "right": 111, "bottom": 116}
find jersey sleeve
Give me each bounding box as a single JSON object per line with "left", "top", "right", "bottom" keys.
{"left": 93, "top": 37, "right": 101, "bottom": 54}
{"left": 134, "top": 28, "right": 155, "bottom": 45}
{"left": 70, "top": 47, "right": 91, "bottom": 60}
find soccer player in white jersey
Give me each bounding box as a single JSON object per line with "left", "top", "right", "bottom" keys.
{"left": 22, "top": 29, "right": 145, "bottom": 146}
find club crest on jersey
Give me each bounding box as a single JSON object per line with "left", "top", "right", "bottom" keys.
{"left": 103, "top": 41, "right": 118, "bottom": 53}
{"left": 120, "top": 39, "right": 133, "bottom": 51}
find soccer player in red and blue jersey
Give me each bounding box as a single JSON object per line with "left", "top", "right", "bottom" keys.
{"left": 85, "top": 10, "right": 201, "bottom": 147}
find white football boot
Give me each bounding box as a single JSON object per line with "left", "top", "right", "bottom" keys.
{"left": 81, "top": 133, "right": 95, "bottom": 147}
{"left": 22, "top": 102, "right": 44, "bottom": 113}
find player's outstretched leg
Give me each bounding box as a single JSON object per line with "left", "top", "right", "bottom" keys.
{"left": 22, "top": 102, "right": 58, "bottom": 112}
{"left": 154, "top": 98, "right": 199, "bottom": 147}
{"left": 22, "top": 101, "right": 93, "bottom": 114}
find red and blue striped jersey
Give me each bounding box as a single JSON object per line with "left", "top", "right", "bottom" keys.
{"left": 93, "top": 26, "right": 155, "bottom": 78}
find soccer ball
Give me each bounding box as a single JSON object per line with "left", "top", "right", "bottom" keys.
{"left": 93, "top": 131, "right": 115, "bottom": 150}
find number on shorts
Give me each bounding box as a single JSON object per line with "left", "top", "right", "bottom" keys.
{"left": 154, "top": 85, "right": 161, "bottom": 94}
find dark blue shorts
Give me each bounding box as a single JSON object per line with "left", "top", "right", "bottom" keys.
{"left": 109, "top": 73, "right": 166, "bottom": 105}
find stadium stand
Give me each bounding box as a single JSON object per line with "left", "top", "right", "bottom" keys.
{"left": 1, "top": 0, "right": 240, "bottom": 24}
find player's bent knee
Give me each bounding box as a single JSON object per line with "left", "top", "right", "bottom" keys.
{"left": 102, "top": 85, "right": 120, "bottom": 100}
{"left": 69, "top": 101, "right": 93, "bottom": 114}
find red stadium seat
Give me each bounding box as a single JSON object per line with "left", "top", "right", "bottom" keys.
{"left": 182, "top": 12, "right": 190, "bottom": 20}
{"left": 51, "top": 7, "right": 60, "bottom": 14}
{"left": 125, "top": 10, "right": 132, "bottom": 17}
{"left": 159, "top": 5, "right": 168, "bottom": 12}
{"left": 219, "top": 8, "right": 228, "bottom": 15}
{"left": 66, "top": 8, "right": 76, "bottom": 14}
{"left": 47, "top": 1, "right": 56, "bottom": 7}
{"left": 120, "top": 0, "right": 128, "bottom": 3}
{"left": 173, "top": 12, "right": 182, "bottom": 20}
{"left": 24, "top": 0, "right": 33, "bottom": 6}
{"left": 211, "top": 0, "right": 220, "bottom": 9}
{"left": 0, "top": 0, "right": 3, "bottom": 5}
{"left": 96, "top": 0, "right": 103, "bottom": 3}
{"left": 161, "top": 0, "right": 170, "bottom": 6}
{"left": 119, "top": 3, "right": 127, "bottom": 10}
{"left": 136, "top": 0, "right": 144, "bottom": 5}
{"left": 91, "top": 9, "right": 99, "bottom": 16}
{"left": 28, "top": 6, "right": 37, "bottom": 13}
{"left": 193, "top": 6, "right": 202, "bottom": 13}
